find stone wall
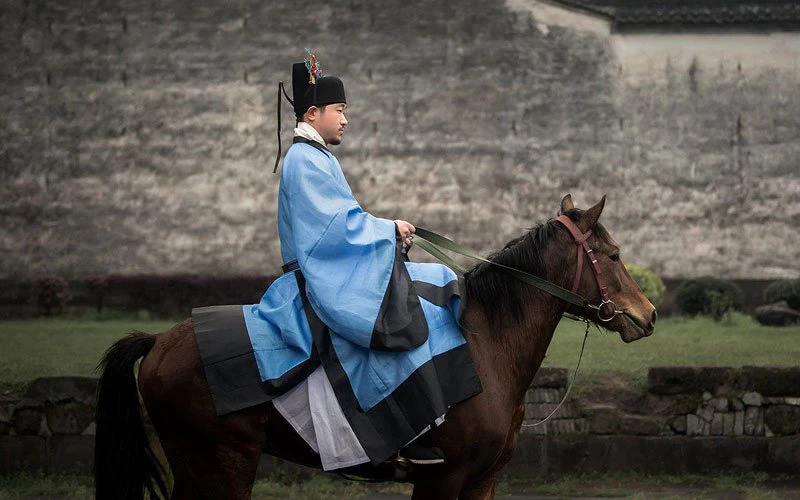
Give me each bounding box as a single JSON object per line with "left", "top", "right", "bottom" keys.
{"left": 2, "top": 0, "right": 798, "bottom": 281}
{"left": 0, "top": 377, "right": 96, "bottom": 475}
{"left": 2, "top": 370, "right": 799, "bottom": 476}
{"left": 523, "top": 367, "right": 800, "bottom": 439}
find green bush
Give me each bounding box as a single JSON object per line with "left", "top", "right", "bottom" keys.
{"left": 30, "top": 276, "right": 72, "bottom": 316}
{"left": 675, "top": 277, "right": 743, "bottom": 319}
{"left": 763, "top": 279, "right": 800, "bottom": 310}
{"left": 625, "top": 263, "right": 666, "bottom": 307}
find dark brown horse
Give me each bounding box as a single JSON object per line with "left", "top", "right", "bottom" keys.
{"left": 94, "top": 195, "right": 656, "bottom": 500}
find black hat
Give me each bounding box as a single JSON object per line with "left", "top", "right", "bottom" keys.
{"left": 274, "top": 51, "right": 347, "bottom": 173}
{"left": 291, "top": 62, "right": 346, "bottom": 116}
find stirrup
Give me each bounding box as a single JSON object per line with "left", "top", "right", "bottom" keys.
{"left": 393, "top": 456, "right": 412, "bottom": 482}
{"left": 398, "top": 445, "right": 445, "bottom": 466}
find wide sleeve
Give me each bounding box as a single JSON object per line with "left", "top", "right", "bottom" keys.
{"left": 284, "top": 148, "right": 428, "bottom": 351}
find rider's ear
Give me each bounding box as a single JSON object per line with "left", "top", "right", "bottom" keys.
{"left": 582, "top": 195, "right": 606, "bottom": 228}
{"left": 559, "top": 194, "right": 575, "bottom": 215}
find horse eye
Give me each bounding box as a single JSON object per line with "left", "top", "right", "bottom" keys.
{"left": 610, "top": 253, "right": 620, "bottom": 262}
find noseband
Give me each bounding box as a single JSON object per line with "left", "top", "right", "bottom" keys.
{"left": 554, "top": 215, "right": 621, "bottom": 322}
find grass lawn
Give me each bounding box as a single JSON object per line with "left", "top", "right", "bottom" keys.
{"left": 1, "top": 471, "right": 799, "bottom": 499}
{"left": 0, "top": 317, "right": 175, "bottom": 395}
{"left": 543, "top": 312, "right": 800, "bottom": 395}
{"left": 0, "top": 313, "right": 798, "bottom": 396}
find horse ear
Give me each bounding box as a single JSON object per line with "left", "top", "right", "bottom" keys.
{"left": 559, "top": 194, "right": 575, "bottom": 214}
{"left": 582, "top": 195, "right": 606, "bottom": 228}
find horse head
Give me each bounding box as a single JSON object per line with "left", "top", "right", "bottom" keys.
{"left": 556, "top": 194, "right": 656, "bottom": 343}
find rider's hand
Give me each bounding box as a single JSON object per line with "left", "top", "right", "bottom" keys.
{"left": 394, "top": 220, "right": 416, "bottom": 250}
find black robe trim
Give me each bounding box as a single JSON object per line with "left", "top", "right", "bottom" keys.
{"left": 293, "top": 136, "right": 330, "bottom": 153}
{"left": 193, "top": 305, "right": 320, "bottom": 416}
{"left": 295, "top": 271, "right": 482, "bottom": 465}
{"left": 370, "top": 247, "right": 429, "bottom": 351}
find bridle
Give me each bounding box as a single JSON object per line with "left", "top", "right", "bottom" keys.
{"left": 554, "top": 214, "right": 622, "bottom": 322}
{"left": 413, "top": 216, "right": 624, "bottom": 323}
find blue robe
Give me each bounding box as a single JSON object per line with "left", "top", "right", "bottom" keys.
{"left": 193, "top": 138, "right": 482, "bottom": 464}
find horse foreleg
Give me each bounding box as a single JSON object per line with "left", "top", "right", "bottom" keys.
{"left": 411, "top": 469, "right": 469, "bottom": 500}
{"left": 459, "top": 475, "right": 497, "bottom": 500}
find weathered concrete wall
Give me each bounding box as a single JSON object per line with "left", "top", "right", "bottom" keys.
{"left": 1, "top": 0, "right": 798, "bottom": 280}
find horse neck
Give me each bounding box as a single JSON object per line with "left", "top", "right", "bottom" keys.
{"left": 466, "top": 235, "right": 574, "bottom": 403}
{"left": 491, "top": 291, "right": 566, "bottom": 402}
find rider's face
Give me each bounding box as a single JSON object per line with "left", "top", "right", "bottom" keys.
{"left": 306, "top": 103, "right": 347, "bottom": 146}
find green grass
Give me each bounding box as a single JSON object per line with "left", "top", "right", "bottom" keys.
{"left": 1, "top": 472, "right": 797, "bottom": 499}
{"left": 0, "top": 317, "right": 174, "bottom": 395}
{"left": 0, "top": 313, "right": 798, "bottom": 397}
{"left": 542, "top": 312, "right": 800, "bottom": 395}
{"left": 0, "top": 473, "right": 93, "bottom": 500}
{"left": 499, "top": 472, "right": 799, "bottom": 499}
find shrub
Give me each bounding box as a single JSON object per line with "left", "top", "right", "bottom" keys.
{"left": 763, "top": 279, "right": 800, "bottom": 310}
{"left": 30, "top": 276, "right": 72, "bottom": 316}
{"left": 625, "top": 263, "right": 666, "bottom": 307}
{"left": 86, "top": 275, "right": 109, "bottom": 313}
{"left": 675, "top": 277, "right": 743, "bottom": 319}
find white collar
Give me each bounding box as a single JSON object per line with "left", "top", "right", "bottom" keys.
{"left": 293, "top": 122, "right": 326, "bottom": 147}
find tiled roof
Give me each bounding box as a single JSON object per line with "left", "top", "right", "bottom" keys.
{"left": 553, "top": 1, "right": 800, "bottom": 25}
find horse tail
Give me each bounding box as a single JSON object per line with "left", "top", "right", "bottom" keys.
{"left": 94, "top": 332, "right": 169, "bottom": 500}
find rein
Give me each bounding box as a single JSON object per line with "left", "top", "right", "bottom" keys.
{"left": 413, "top": 219, "right": 623, "bottom": 428}
{"left": 414, "top": 218, "right": 623, "bottom": 321}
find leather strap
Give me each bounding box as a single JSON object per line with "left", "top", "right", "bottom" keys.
{"left": 414, "top": 227, "right": 586, "bottom": 308}
{"left": 554, "top": 215, "right": 615, "bottom": 319}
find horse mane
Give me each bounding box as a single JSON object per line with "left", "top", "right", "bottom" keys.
{"left": 464, "top": 209, "right": 613, "bottom": 327}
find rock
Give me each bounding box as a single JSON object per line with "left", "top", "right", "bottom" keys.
{"left": 633, "top": 393, "right": 702, "bottom": 416}
{"left": 24, "top": 377, "right": 98, "bottom": 406}
{"left": 723, "top": 412, "right": 735, "bottom": 436}
{"left": 81, "top": 422, "right": 96, "bottom": 436}
{"left": 765, "top": 425, "right": 774, "bottom": 438}
{"left": 648, "top": 367, "right": 734, "bottom": 395}
{"left": 527, "top": 402, "right": 580, "bottom": 420}
{"left": 550, "top": 419, "right": 580, "bottom": 435}
{"left": 734, "top": 410, "right": 745, "bottom": 436}
{"left": 731, "top": 397, "right": 745, "bottom": 410}
{"left": 671, "top": 415, "right": 687, "bottom": 434}
{"left": 527, "top": 388, "right": 564, "bottom": 404}
{"left": 711, "top": 397, "right": 729, "bottom": 412}
{"left": 697, "top": 405, "right": 714, "bottom": 422}
{"left": 736, "top": 367, "right": 800, "bottom": 397}
{"left": 587, "top": 405, "right": 620, "bottom": 435}
{"left": 531, "top": 368, "right": 568, "bottom": 388}
{"left": 46, "top": 402, "right": 95, "bottom": 435}
{"left": 744, "top": 407, "right": 764, "bottom": 436}
{"left": 686, "top": 414, "right": 703, "bottom": 436}
{"left": 702, "top": 392, "right": 712, "bottom": 401}
{"left": 764, "top": 405, "right": 800, "bottom": 435}
{"left": 753, "top": 301, "right": 800, "bottom": 326}
{"left": 711, "top": 413, "right": 724, "bottom": 435}
{"left": 742, "top": 392, "right": 763, "bottom": 407}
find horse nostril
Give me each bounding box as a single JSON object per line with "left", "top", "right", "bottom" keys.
{"left": 650, "top": 309, "right": 658, "bottom": 326}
